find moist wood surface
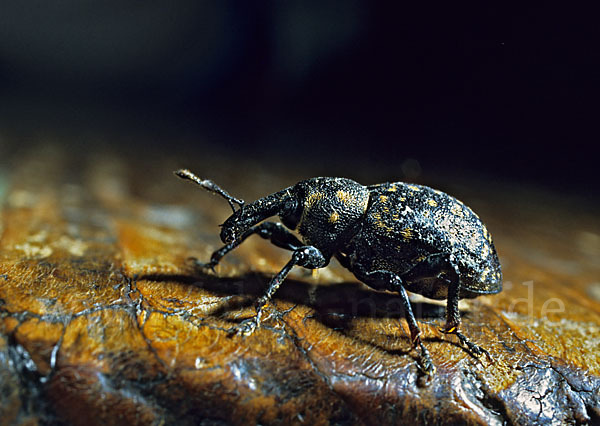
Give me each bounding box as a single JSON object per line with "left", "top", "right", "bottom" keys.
{"left": 1, "top": 144, "right": 599, "bottom": 425}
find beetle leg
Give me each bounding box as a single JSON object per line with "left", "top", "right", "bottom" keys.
{"left": 400, "top": 253, "right": 463, "bottom": 331}
{"left": 230, "top": 245, "right": 327, "bottom": 336}
{"left": 350, "top": 266, "right": 436, "bottom": 375}
{"left": 400, "top": 252, "right": 494, "bottom": 364}
{"left": 193, "top": 221, "right": 303, "bottom": 271}
{"left": 439, "top": 258, "right": 494, "bottom": 362}
{"left": 396, "top": 283, "right": 436, "bottom": 375}
{"left": 334, "top": 252, "right": 351, "bottom": 269}
{"left": 442, "top": 257, "right": 462, "bottom": 332}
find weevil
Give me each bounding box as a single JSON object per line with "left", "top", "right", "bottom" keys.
{"left": 175, "top": 169, "right": 502, "bottom": 375}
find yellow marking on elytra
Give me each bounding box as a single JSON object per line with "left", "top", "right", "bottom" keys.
{"left": 482, "top": 225, "right": 493, "bottom": 243}
{"left": 427, "top": 199, "right": 438, "bottom": 207}
{"left": 387, "top": 184, "right": 397, "bottom": 192}
{"left": 447, "top": 327, "right": 456, "bottom": 333}
{"left": 414, "top": 255, "right": 426, "bottom": 263}
{"left": 375, "top": 221, "right": 394, "bottom": 234}
{"left": 400, "top": 228, "right": 414, "bottom": 240}
{"left": 329, "top": 211, "right": 339, "bottom": 223}
{"left": 305, "top": 192, "right": 325, "bottom": 207}
{"left": 372, "top": 211, "right": 394, "bottom": 234}
{"left": 481, "top": 267, "right": 490, "bottom": 281}
{"left": 392, "top": 213, "right": 400, "bottom": 221}
{"left": 336, "top": 190, "right": 353, "bottom": 205}
{"left": 407, "top": 185, "right": 420, "bottom": 191}
{"left": 400, "top": 197, "right": 406, "bottom": 202}
{"left": 379, "top": 223, "right": 393, "bottom": 232}
{"left": 379, "top": 195, "right": 389, "bottom": 203}
{"left": 482, "top": 244, "right": 489, "bottom": 258}
{"left": 451, "top": 205, "right": 464, "bottom": 217}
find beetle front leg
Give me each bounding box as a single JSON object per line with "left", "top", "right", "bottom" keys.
{"left": 231, "top": 245, "right": 327, "bottom": 336}
{"left": 193, "top": 221, "right": 303, "bottom": 272}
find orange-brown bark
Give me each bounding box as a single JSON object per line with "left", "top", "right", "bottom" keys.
{"left": 1, "top": 146, "right": 598, "bottom": 425}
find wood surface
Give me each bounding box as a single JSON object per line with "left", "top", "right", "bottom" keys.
{"left": 1, "top": 144, "right": 599, "bottom": 425}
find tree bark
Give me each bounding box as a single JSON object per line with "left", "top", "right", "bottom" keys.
{"left": 1, "top": 144, "right": 599, "bottom": 425}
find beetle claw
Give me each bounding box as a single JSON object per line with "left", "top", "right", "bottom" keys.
{"left": 412, "top": 339, "right": 435, "bottom": 371}
{"left": 469, "top": 343, "right": 494, "bottom": 363}
{"left": 417, "top": 356, "right": 436, "bottom": 376}
{"left": 227, "top": 318, "right": 259, "bottom": 337}
{"left": 441, "top": 327, "right": 494, "bottom": 363}
{"left": 187, "top": 257, "right": 217, "bottom": 274}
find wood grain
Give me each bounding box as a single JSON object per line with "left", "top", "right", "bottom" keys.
{"left": 1, "top": 144, "right": 599, "bottom": 425}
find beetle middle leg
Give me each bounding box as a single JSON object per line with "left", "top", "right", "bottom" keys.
{"left": 193, "top": 221, "right": 303, "bottom": 271}
{"left": 350, "top": 266, "right": 436, "bottom": 375}
{"left": 231, "top": 245, "right": 327, "bottom": 336}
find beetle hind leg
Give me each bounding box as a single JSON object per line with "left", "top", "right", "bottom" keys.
{"left": 440, "top": 326, "right": 493, "bottom": 362}
{"left": 439, "top": 257, "right": 494, "bottom": 362}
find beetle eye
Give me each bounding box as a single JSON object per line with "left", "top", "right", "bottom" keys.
{"left": 220, "top": 227, "right": 237, "bottom": 244}
{"left": 284, "top": 199, "right": 296, "bottom": 210}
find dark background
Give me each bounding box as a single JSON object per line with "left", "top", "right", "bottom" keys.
{"left": 0, "top": 2, "right": 596, "bottom": 193}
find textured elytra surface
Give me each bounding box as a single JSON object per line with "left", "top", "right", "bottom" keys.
{"left": 1, "top": 145, "right": 599, "bottom": 425}
{"left": 350, "top": 182, "right": 501, "bottom": 299}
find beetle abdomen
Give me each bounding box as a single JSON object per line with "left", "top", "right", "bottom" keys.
{"left": 349, "top": 182, "right": 501, "bottom": 296}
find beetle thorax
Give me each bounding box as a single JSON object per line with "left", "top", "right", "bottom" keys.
{"left": 295, "top": 178, "right": 369, "bottom": 252}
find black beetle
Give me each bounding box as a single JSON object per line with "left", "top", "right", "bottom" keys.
{"left": 175, "top": 169, "right": 502, "bottom": 375}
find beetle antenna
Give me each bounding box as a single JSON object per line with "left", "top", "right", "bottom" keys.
{"left": 174, "top": 169, "right": 245, "bottom": 213}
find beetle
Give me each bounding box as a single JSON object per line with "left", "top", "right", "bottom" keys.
{"left": 175, "top": 169, "right": 502, "bottom": 375}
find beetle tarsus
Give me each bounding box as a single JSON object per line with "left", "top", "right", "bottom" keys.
{"left": 455, "top": 331, "right": 494, "bottom": 362}
{"left": 187, "top": 257, "right": 217, "bottom": 274}
{"left": 415, "top": 340, "right": 436, "bottom": 376}
{"left": 228, "top": 317, "right": 259, "bottom": 336}
{"left": 440, "top": 326, "right": 493, "bottom": 362}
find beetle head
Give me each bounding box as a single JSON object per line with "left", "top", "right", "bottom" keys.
{"left": 219, "top": 188, "right": 298, "bottom": 244}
